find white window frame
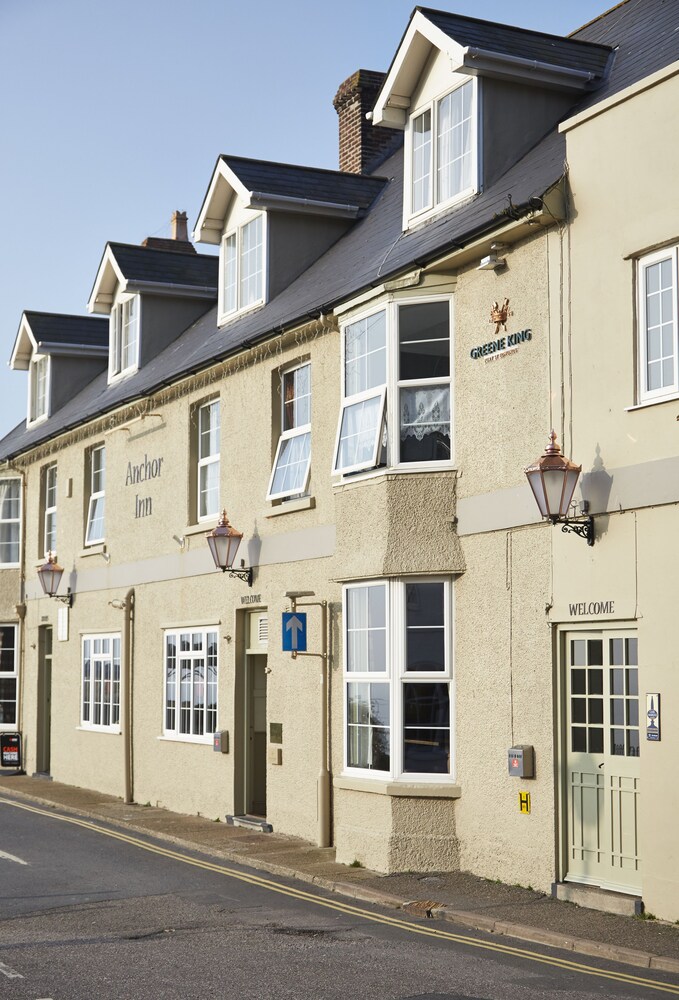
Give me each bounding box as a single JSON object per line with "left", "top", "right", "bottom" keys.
{"left": 0, "top": 478, "right": 21, "bottom": 568}
{"left": 109, "top": 294, "right": 140, "bottom": 382}
{"left": 218, "top": 213, "right": 266, "bottom": 323}
{"left": 0, "top": 624, "right": 18, "bottom": 730}
{"left": 333, "top": 297, "right": 454, "bottom": 478}
{"left": 343, "top": 578, "right": 453, "bottom": 782}
{"left": 163, "top": 627, "right": 219, "bottom": 744}
{"left": 267, "top": 362, "right": 312, "bottom": 501}
{"left": 85, "top": 445, "right": 105, "bottom": 546}
{"left": 197, "top": 399, "right": 220, "bottom": 522}
{"left": 43, "top": 464, "right": 57, "bottom": 557}
{"left": 637, "top": 246, "right": 679, "bottom": 404}
{"left": 404, "top": 77, "right": 478, "bottom": 229}
{"left": 80, "top": 633, "right": 121, "bottom": 732}
{"left": 28, "top": 353, "right": 50, "bottom": 425}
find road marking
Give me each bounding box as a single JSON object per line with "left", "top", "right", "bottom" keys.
{"left": 1, "top": 796, "right": 678, "bottom": 995}
{"left": 0, "top": 849, "right": 28, "bottom": 865}
{"left": 0, "top": 960, "right": 23, "bottom": 978}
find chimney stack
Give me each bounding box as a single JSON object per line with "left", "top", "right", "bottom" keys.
{"left": 141, "top": 210, "right": 196, "bottom": 254}
{"left": 333, "top": 69, "right": 401, "bottom": 174}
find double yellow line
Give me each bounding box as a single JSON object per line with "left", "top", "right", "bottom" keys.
{"left": 2, "top": 796, "right": 679, "bottom": 996}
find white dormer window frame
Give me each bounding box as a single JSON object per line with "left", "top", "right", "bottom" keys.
{"left": 109, "top": 293, "right": 140, "bottom": 382}
{"left": 28, "top": 353, "right": 50, "bottom": 426}
{"left": 218, "top": 213, "right": 266, "bottom": 324}
{"left": 404, "top": 77, "right": 478, "bottom": 229}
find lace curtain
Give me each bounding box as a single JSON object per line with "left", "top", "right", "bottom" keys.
{"left": 400, "top": 387, "right": 450, "bottom": 441}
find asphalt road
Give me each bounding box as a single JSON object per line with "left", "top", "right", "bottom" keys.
{"left": 0, "top": 797, "right": 677, "bottom": 1000}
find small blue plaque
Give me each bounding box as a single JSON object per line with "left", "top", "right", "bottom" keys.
{"left": 282, "top": 612, "right": 307, "bottom": 652}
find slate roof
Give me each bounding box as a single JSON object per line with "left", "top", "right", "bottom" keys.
{"left": 418, "top": 7, "right": 613, "bottom": 79}
{"left": 106, "top": 243, "right": 219, "bottom": 289}
{"left": 219, "top": 156, "right": 389, "bottom": 212}
{"left": 22, "top": 312, "right": 109, "bottom": 351}
{"left": 1, "top": 0, "right": 676, "bottom": 460}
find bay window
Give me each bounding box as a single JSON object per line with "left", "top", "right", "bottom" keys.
{"left": 164, "top": 628, "right": 218, "bottom": 741}
{"left": 333, "top": 299, "right": 451, "bottom": 475}
{"left": 408, "top": 79, "right": 476, "bottom": 223}
{"left": 267, "top": 362, "right": 312, "bottom": 501}
{"left": 220, "top": 214, "right": 265, "bottom": 320}
{"left": 344, "top": 579, "right": 452, "bottom": 779}
{"left": 638, "top": 245, "right": 678, "bottom": 403}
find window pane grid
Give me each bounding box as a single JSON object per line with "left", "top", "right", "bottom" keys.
{"left": 198, "top": 401, "right": 220, "bottom": 519}
{"left": 165, "top": 629, "right": 218, "bottom": 739}
{"left": 437, "top": 83, "right": 473, "bottom": 203}
{"left": 86, "top": 447, "right": 106, "bottom": 546}
{"left": 344, "top": 581, "right": 451, "bottom": 778}
{"left": 0, "top": 625, "right": 18, "bottom": 727}
{"left": 81, "top": 633, "right": 120, "bottom": 730}
{"left": 0, "top": 480, "right": 20, "bottom": 565}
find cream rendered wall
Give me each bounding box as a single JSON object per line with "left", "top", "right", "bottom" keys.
{"left": 561, "top": 65, "right": 679, "bottom": 920}
{"left": 16, "top": 324, "right": 340, "bottom": 847}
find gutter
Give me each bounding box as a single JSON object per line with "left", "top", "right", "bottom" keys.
{"left": 462, "top": 46, "right": 599, "bottom": 91}
{"left": 247, "top": 191, "right": 362, "bottom": 219}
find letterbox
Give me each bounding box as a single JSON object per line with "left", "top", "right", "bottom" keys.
{"left": 508, "top": 745, "right": 534, "bottom": 778}
{"left": 213, "top": 731, "right": 229, "bottom": 754}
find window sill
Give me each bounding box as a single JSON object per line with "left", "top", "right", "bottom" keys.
{"left": 334, "top": 775, "right": 461, "bottom": 798}
{"left": 218, "top": 299, "right": 265, "bottom": 328}
{"left": 625, "top": 394, "right": 679, "bottom": 411}
{"left": 108, "top": 366, "right": 139, "bottom": 386}
{"left": 79, "top": 543, "right": 107, "bottom": 559}
{"left": 157, "top": 735, "right": 214, "bottom": 746}
{"left": 76, "top": 725, "right": 121, "bottom": 735}
{"left": 333, "top": 465, "right": 456, "bottom": 491}
{"left": 185, "top": 519, "right": 217, "bottom": 537}
{"left": 265, "top": 496, "right": 315, "bottom": 518}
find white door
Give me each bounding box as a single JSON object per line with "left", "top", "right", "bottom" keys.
{"left": 565, "top": 631, "right": 641, "bottom": 894}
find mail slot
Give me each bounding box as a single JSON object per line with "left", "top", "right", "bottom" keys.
{"left": 213, "top": 731, "right": 229, "bottom": 754}
{"left": 508, "top": 745, "right": 534, "bottom": 778}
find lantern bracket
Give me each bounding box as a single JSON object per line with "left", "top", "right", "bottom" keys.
{"left": 54, "top": 589, "right": 74, "bottom": 607}
{"left": 557, "top": 515, "right": 595, "bottom": 546}
{"left": 220, "top": 559, "right": 253, "bottom": 586}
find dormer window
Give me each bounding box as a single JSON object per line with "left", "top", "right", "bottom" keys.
{"left": 407, "top": 79, "right": 476, "bottom": 225}
{"left": 220, "top": 215, "right": 265, "bottom": 321}
{"left": 109, "top": 295, "right": 139, "bottom": 380}
{"left": 28, "top": 354, "right": 49, "bottom": 424}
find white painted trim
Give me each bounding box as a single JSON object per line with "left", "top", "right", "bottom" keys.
{"left": 560, "top": 58, "right": 679, "bottom": 133}
{"left": 636, "top": 246, "right": 678, "bottom": 405}
{"left": 87, "top": 245, "right": 127, "bottom": 314}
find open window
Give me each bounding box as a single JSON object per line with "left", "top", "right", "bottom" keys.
{"left": 333, "top": 310, "right": 387, "bottom": 475}
{"left": 267, "top": 363, "right": 311, "bottom": 501}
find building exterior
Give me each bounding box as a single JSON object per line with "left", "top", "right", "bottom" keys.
{"left": 1, "top": 1, "right": 678, "bottom": 921}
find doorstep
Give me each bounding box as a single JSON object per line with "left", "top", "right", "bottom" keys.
{"left": 225, "top": 814, "right": 273, "bottom": 833}
{"left": 552, "top": 881, "right": 643, "bottom": 916}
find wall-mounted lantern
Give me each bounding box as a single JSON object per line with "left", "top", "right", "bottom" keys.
{"left": 37, "top": 553, "right": 73, "bottom": 605}
{"left": 206, "top": 510, "right": 253, "bottom": 586}
{"left": 524, "top": 431, "right": 594, "bottom": 545}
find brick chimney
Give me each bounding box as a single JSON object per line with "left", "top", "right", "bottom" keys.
{"left": 333, "top": 69, "right": 401, "bottom": 174}
{"left": 142, "top": 210, "right": 196, "bottom": 253}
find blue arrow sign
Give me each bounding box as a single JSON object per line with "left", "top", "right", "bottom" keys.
{"left": 282, "top": 612, "right": 307, "bottom": 652}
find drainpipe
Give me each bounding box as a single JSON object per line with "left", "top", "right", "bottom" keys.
{"left": 122, "top": 589, "right": 135, "bottom": 804}
{"left": 318, "top": 599, "right": 330, "bottom": 849}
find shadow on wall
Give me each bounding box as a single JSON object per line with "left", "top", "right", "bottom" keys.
{"left": 580, "top": 443, "right": 613, "bottom": 539}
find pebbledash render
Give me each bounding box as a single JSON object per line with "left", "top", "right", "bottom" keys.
{"left": 1, "top": 2, "right": 679, "bottom": 922}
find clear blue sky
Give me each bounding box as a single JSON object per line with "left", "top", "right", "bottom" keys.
{"left": 0, "top": 0, "right": 609, "bottom": 439}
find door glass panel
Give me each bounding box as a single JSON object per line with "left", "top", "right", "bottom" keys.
{"left": 588, "top": 728, "right": 604, "bottom": 754}
{"left": 587, "top": 640, "right": 603, "bottom": 665}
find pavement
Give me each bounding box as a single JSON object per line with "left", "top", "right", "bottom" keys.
{"left": 1, "top": 772, "right": 678, "bottom": 976}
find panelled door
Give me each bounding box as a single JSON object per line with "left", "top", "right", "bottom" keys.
{"left": 565, "top": 630, "right": 641, "bottom": 894}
